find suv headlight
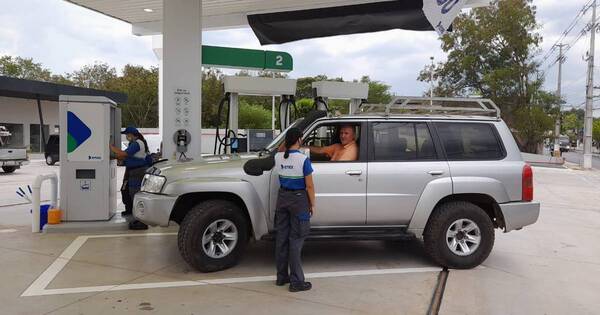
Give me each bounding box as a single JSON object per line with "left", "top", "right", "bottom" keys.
{"left": 141, "top": 174, "right": 166, "bottom": 193}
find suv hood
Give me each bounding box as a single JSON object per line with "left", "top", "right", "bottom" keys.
{"left": 152, "top": 153, "right": 262, "bottom": 181}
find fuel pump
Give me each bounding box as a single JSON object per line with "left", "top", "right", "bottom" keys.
{"left": 278, "top": 95, "right": 298, "bottom": 131}
{"left": 213, "top": 76, "right": 297, "bottom": 155}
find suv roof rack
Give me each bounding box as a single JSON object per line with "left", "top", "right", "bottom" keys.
{"left": 356, "top": 96, "right": 501, "bottom": 119}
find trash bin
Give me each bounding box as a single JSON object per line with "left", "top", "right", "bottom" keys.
{"left": 30, "top": 204, "right": 51, "bottom": 231}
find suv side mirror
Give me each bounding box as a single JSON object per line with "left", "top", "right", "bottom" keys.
{"left": 243, "top": 156, "right": 275, "bottom": 176}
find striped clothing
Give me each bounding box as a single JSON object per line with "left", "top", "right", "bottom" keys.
{"left": 274, "top": 150, "right": 313, "bottom": 190}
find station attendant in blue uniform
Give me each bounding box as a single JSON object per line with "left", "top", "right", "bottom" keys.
{"left": 110, "top": 126, "right": 152, "bottom": 230}
{"left": 274, "top": 127, "right": 316, "bottom": 292}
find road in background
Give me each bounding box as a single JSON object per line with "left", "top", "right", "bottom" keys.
{"left": 563, "top": 151, "right": 600, "bottom": 169}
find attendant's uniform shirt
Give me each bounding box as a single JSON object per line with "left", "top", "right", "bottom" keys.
{"left": 274, "top": 150, "right": 313, "bottom": 190}
{"left": 275, "top": 150, "right": 314, "bottom": 221}
{"left": 321, "top": 141, "right": 358, "bottom": 161}
{"left": 124, "top": 139, "right": 148, "bottom": 169}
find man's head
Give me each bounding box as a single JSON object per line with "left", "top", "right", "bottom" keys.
{"left": 339, "top": 125, "right": 356, "bottom": 145}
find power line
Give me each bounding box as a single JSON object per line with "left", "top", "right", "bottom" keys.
{"left": 540, "top": 0, "right": 594, "bottom": 68}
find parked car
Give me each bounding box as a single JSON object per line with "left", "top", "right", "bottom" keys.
{"left": 45, "top": 135, "right": 60, "bottom": 165}
{"left": 558, "top": 135, "right": 571, "bottom": 153}
{"left": 133, "top": 97, "right": 540, "bottom": 272}
{"left": 0, "top": 126, "right": 28, "bottom": 173}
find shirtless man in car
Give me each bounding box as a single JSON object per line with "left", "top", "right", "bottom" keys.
{"left": 308, "top": 125, "right": 358, "bottom": 161}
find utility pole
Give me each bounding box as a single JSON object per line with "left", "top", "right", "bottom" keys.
{"left": 430, "top": 56, "right": 435, "bottom": 106}
{"left": 584, "top": 0, "right": 596, "bottom": 169}
{"left": 553, "top": 44, "right": 567, "bottom": 158}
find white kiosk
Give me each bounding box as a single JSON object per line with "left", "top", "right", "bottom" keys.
{"left": 59, "top": 95, "right": 121, "bottom": 221}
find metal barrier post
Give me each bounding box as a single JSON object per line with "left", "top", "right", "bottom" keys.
{"left": 31, "top": 173, "right": 58, "bottom": 233}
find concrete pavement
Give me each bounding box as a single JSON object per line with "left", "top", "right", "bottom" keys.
{"left": 1, "top": 163, "right": 599, "bottom": 314}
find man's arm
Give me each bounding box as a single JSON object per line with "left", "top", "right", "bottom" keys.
{"left": 306, "top": 144, "right": 336, "bottom": 157}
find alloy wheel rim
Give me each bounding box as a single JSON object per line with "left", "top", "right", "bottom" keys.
{"left": 446, "top": 219, "right": 481, "bottom": 256}
{"left": 201, "top": 219, "right": 238, "bottom": 259}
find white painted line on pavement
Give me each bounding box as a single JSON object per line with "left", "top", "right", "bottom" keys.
{"left": 21, "top": 232, "right": 440, "bottom": 297}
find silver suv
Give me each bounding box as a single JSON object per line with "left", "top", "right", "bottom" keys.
{"left": 134, "top": 97, "right": 540, "bottom": 272}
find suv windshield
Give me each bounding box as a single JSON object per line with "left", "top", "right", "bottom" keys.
{"left": 264, "top": 118, "right": 304, "bottom": 152}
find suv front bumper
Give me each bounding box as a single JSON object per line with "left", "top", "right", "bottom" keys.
{"left": 499, "top": 201, "right": 540, "bottom": 232}
{"left": 133, "top": 192, "right": 178, "bottom": 227}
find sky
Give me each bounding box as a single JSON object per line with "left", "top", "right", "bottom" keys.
{"left": 0, "top": 0, "right": 596, "bottom": 113}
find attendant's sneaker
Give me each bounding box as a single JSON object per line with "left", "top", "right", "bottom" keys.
{"left": 276, "top": 278, "right": 290, "bottom": 286}
{"left": 289, "top": 281, "right": 312, "bottom": 292}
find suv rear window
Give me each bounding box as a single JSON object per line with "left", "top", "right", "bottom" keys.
{"left": 435, "top": 122, "right": 504, "bottom": 160}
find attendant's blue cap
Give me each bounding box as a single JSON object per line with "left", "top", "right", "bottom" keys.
{"left": 121, "top": 126, "right": 140, "bottom": 135}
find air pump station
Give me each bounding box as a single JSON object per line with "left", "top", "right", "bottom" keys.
{"left": 59, "top": 95, "right": 121, "bottom": 222}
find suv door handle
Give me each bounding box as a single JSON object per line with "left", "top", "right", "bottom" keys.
{"left": 345, "top": 170, "right": 363, "bottom": 176}
{"left": 428, "top": 170, "right": 444, "bottom": 176}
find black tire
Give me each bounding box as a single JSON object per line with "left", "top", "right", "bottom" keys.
{"left": 423, "top": 201, "right": 494, "bottom": 269}
{"left": 2, "top": 166, "right": 16, "bottom": 173}
{"left": 45, "top": 155, "right": 55, "bottom": 166}
{"left": 178, "top": 200, "right": 249, "bottom": 272}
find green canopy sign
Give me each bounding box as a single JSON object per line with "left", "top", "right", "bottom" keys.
{"left": 202, "top": 45, "right": 293, "bottom": 72}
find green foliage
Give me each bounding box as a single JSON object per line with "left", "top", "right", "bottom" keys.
{"left": 360, "top": 76, "right": 393, "bottom": 104}
{"left": 202, "top": 69, "right": 225, "bottom": 128}
{"left": 239, "top": 101, "right": 271, "bottom": 129}
{"left": 562, "top": 111, "right": 583, "bottom": 142}
{"left": 513, "top": 106, "right": 554, "bottom": 153}
{"left": 0, "top": 55, "right": 52, "bottom": 81}
{"left": 1, "top": 54, "right": 395, "bottom": 131}
{"left": 593, "top": 119, "right": 600, "bottom": 148}
{"left": 70, "top": 62, "right": 117, "bottom": 90}
{"left": 111, "top": 65, "right": 159, "bottom": 128}
{"left": 418, "top": 0, "right": 553, "bottom": 152}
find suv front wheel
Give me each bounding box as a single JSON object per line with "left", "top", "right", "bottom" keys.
{"left": 178, "top": 200, "right": 249, "bottom": 272}
{"left": 424, "top": 201, "right": 494, "bottom": 269}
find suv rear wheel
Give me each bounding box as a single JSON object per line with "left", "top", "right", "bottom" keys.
{"left": 424, "top": 201, "right": 494, "bottom": 269}
{"left": 178, "top": 200, "right": 249, "bottom": 272}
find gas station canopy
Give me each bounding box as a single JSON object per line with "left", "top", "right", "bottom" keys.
{"left": 63, "top": 0, "right": 491, "bottom": 160}
{"left": 66, "top": 0, "right": 490, "bottom": 40}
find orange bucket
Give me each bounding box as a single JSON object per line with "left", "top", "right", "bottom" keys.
{"left": 47, "top": 208, "right": 62, "bottom": 225}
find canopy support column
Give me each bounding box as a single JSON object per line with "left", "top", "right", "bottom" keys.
{"left": 162, "top": 0, "right": 203, "bottom": 160}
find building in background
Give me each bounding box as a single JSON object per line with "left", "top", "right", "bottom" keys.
{"left": 0, "top": 76, "right": 127, "bottom": 152}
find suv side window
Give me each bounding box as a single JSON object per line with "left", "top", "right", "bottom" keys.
{"left": 370, "top": 122, "right": 437, "bottom": 161}
{"left": 435, "top": 122, "right": 505, "bottom": 160}
{"left": 303, "top": 122, "right": 363, "bottom": 162}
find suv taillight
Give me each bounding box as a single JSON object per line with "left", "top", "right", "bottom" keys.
{"left": 522, "top": 164, "right": 533, "bottom": 202}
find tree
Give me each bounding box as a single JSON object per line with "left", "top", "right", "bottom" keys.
{"left": 561, "top": 108, "right": 584, "bottom": 141}
{"left": 418, "top": 0, "right": 554, "bottom": 153}
{"left": 418, "top": 0, "right": 540, "bottom": 118}
{"left": 69, "top": 62, "right": 117, "bottom": 90}
{"left": 111, "top": 65, "right": 159, "bottom": 128}
{"left": 513, "top": 105, "right": 553, "bottom": 153}
{"left": 360, "top": 76, "right": 393, "bottom": 104}
{"left": 0, "top": 55, "right": 52, "bottom": 81}
{"left": 593, "top": 119, "right": 600, "bottom": 150}
{"left": 239, "top": 101, "right": 271, "bottom": 129}
{"left": 202, "top": 69, "right": 225, "bottom": 128}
